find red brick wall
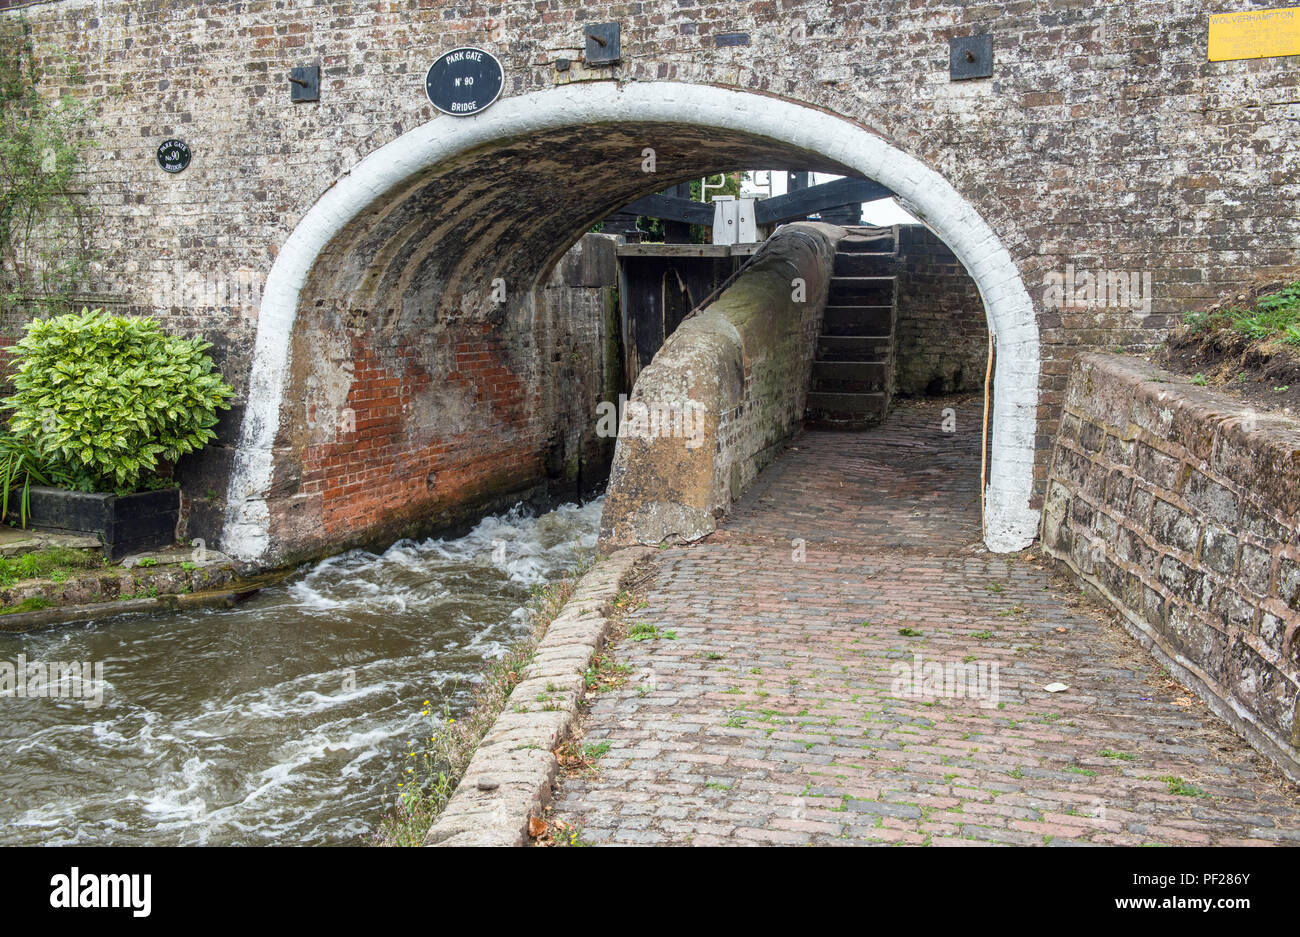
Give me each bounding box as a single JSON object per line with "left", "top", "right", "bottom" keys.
{"left": 304, "top": 328, "right": 538, "bottom": 540}
{"left": 252, "top": 235, "right": 620, "bottom": 563}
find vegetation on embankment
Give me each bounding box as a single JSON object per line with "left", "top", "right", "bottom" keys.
{"left": 1183, "top": 279, "right": 1300, "bottom": 347}
{"left": 373, "top": 554, "right": 592, "bottom": 847}
{"left": 0, "top": 544, "right": 243, "bottom": 630}
{"left": 1159, "top": 275, "right": 1300, "bottom": 414}
{"left": 0, "top": 545, "right": 100, "bottom": 588}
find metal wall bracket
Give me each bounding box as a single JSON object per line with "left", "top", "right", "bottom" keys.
{"left": 289, "top": 65, "right": 320, "bottom": 102}
{"left": 949, "top": 35, "right": 993, "bottom": 80}
{"left": 715, "top": 32, "right": 751, "bottom": 47}
{"left": 585, "top": 22, "right": 621, "bottom": 65}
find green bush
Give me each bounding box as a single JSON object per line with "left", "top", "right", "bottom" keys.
{"left": 3, "top": 308, "right": 234, "bottom": 492}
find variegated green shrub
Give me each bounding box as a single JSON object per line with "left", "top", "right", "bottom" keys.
{"left": 3, "top": 308, "right": 234, "bottom": 492}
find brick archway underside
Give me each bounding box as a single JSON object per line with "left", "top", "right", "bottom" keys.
{"left": 224, "top": 82, "right": 1040, "bottom": 566}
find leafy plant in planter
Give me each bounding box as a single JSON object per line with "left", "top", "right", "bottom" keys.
{"left": 0, "top": 431, "right": 79, "bottom": 526}
{"left": 3, "top": 308, "right": 235, "bottom": 494}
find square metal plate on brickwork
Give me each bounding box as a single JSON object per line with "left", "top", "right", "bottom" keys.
{"left": 290, "top": 66, "right": 320, "bottom": 102}
{"left": 949, "top": 35, "right": 993, "bottom": 80}
{"left": 585, "top": 22, "right": 621, "bottom": 65}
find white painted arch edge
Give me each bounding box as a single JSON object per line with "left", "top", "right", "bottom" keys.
{"left": 223, "top": 81, "right": 1041, "bottom": 562}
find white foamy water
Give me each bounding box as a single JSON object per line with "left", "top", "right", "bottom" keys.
{"left": 0, "top": 497, "right": 602, "bottom": 846}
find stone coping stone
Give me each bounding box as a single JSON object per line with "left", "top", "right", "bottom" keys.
{"left": 425, "top": 547, "right": 653, "bottom": 847}
{"left": 0, "top": 528, "right": 101, "bottom": 557}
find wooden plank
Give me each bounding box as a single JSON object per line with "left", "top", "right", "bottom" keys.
{"left": 616, "top": 243, "right": 735, "bottom": 257}
{"left": 620, "top": 193, "right": 714, "bottom": 226}
{"left": 623, "top": 177, "right": 895, "bottom": 229}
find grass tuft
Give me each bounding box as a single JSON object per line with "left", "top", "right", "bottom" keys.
{"left": 1184, "top": 281, "right": 1300, "bottom": 346}
{"left": 0, "top": 547, "right": 102, "bottom": 588}
{"left": 1160, "top": 775, "right": 1209, "bottom": 798}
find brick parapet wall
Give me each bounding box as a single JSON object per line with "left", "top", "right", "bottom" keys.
{"left": 1042, "top": 353, "right": 1300, "bottom": 780}
{"left": 12, "top": 0, "right": 1297, "bottom": 383}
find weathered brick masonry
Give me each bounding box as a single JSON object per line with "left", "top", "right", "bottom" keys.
{"left": 893, "top": 225, "right": 988, "bottom": 397}
{"left": 263, "top": 232, "right": 621, "bottom": 560}
{"left": 847, "top": 225, "right": 989, "bottom": 397}
{"left": 1043, "top": 354, "right": 1300, "bottom": 781}
{"left": 6, "top": 0, "right": 1298, "bottom": 562}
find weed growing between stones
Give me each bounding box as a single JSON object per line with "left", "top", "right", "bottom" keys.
{"left": 1160, "top": 775, "right": 1210, "bottom": 799}
{"left": 627, "top": 621, "right": 675, "bottom": 641}
{"left": 552, "top": 738, "right": 610, "bottom": 777}
{"left": 582, "top": 652, "right": 632, "bottom": 693}
{"left": 534, "top": 817, "right": 588, "bottom": 847}
{"left": 536, "top": 573, "right": 656, "bottom": 846}
{"left": 0, "top": 595, "right": 53, "bottom": 615}
{"left": 373, "top": 553, "right": 592, "bottom": 847}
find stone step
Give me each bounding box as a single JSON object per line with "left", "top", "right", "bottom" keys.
{"left": 0, "top": 527, "right": 102, "bottom": 558}
{"left": 809, "top": 251, "right": 896, "bottom": 426}
{"left": 816, "top": 335, "right": 893, "bottom": 360}
{"left": 837, "top": 231, "right": 896, "bottom": 254}
{"left": 828, "top": 275, "right": 895, "bottom": 306}
{"left": 833, "top": 251, "right": 893, "bottom": 276}
{"left": 822, "top": 305, "right": 895, "bottom": 336}
{"left": 804, "top": 391, "right": 890, "bottom": 429}
{"left": 810, "top": 359, "right": 890, "bottom": 393}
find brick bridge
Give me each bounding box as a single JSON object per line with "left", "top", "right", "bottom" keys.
{"left": 6, "top": 0, "right": 1298, "bottom": 567}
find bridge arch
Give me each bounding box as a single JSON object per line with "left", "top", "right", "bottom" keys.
{"left": 223, "top": 81, "right": 1040, "bottom": 564}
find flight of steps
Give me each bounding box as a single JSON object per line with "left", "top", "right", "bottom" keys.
{"left": 804, "top": 226, "right": 898, "bottom": 429}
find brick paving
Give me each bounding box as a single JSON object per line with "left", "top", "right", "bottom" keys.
{"left": 550, "top": 396, "right": 1300, "bottom": 846}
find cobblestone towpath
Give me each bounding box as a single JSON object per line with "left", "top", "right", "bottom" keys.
{"left": 549, "top": 396, "right": 1300, "bottom": 846}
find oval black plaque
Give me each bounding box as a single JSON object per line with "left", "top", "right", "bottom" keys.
{"left": 425, "top": 47, "right": 504, "bottom": 117}
{"left": 156, "top": 139, "right": 191, "bottom": 174}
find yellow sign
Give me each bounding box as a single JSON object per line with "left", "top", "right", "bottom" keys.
{"left": 1209, "top": 7, "right": 1300, "bottom": 61}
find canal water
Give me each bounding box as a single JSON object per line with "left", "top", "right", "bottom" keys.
{"left": 0, "top": 498, "right": 602, "bottom": 846}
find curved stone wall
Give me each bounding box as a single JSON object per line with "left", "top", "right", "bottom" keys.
{"left": 599, "top": 222, "right": 842, "bottom": 548}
